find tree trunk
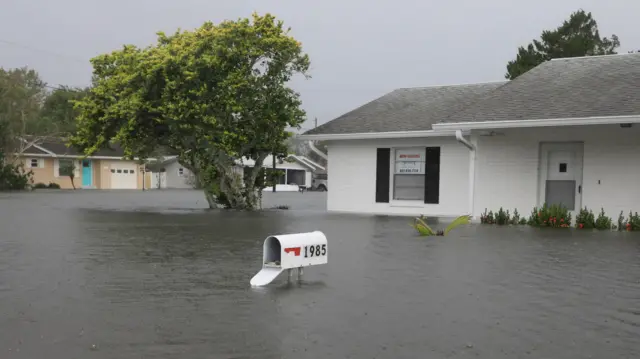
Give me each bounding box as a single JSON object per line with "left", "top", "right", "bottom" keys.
{"left": 203, "top": 188, "right": 217, "bottom": 209}
{"left": 186, "top": 152, "right": 270, "bottom": 211}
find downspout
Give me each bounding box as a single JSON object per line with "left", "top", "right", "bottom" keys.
{"left": 307, "top": 141, "right": 328, "bottom": 161}
{"left": 455, "top": 130, "right": 474, "bottom": 151}
{"left": 455, "top": 130, "right": 476, "bottom": 219}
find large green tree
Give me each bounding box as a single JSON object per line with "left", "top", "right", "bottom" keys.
{"left": 40, "top": 86, "right": 89, "bottom": 135}
{"left": 72, "top": 13, "right": 310, "bottom": 209}
{"left": 0, "top": 67, "right": 49, "bottom": 156}
{"left": 505, "top": 9, "right": 620, "bottom": 80}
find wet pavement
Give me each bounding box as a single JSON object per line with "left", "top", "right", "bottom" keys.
{"left": 1, "top": 189, "right": 639, "bottom": 359}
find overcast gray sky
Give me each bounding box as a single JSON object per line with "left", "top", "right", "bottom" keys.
{"left": 1, "top": 0, "right": 638, "bottom": 131}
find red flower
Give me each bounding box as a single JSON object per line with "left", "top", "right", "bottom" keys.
{"left": 579, "top": 223, "right": 584, "bottom": 229}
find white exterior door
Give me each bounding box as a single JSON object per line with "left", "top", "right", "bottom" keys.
{"left": 110, "top": 163, "right": 138, "bottom": 189}
{"left": 539, "top": 142, "right": 584, "bottom": 212}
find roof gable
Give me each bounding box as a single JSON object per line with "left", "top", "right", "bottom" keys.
{"left": 20, "top": 136, "right": 127, "bottom": 157}
{"left": 442, "top": 53, "right": 640, "bottom": 123}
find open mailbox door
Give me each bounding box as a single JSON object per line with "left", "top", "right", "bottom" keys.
{"left": 250, "top": 231, "right": 328, "bottom": 287}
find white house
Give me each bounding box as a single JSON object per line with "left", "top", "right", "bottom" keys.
{"left": 299, "top": 53, "right": 640, "bottom": 221}
{"left": 149, "top": 154, "right": 324, "bottom": 191}
{"left": 238, "top": 154, "right": 325, "bottom": 191}
{"left": 149, "top": 156, "right": 196, "bottom": 189}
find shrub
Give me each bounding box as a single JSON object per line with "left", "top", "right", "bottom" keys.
{"left": 575, "top": 207, "right": 596, "bottom": 229}
{"left": 495, "top": 207, "right": 510, "bottom": 225}
{"left": 47, "top": 182, "right": 61, "bottom": 189}
{"left": 509, "top": 208, "right": 527, "bottom": 225}
{"left": 480, "top": 209, "right": 495, "bottom": 224}
{"left": 626, "top": 211, "right": 640, "bottom": 231}
{"left": 594, "top": 208, "right": 613, "bottom": 230}
{"left": 0, "top": 152, "right": 33, "bottom": 191}
{"left": 33, "top": 182, "right": 48, "bottom": 189}
{"left": 528, "top": 203, "right": 571, "bottom": 228}
{"left": 617, "top": 211, "right": 627, "bottom": 232}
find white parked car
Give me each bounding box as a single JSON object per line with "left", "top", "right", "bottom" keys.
{"left": 311, "top": 173, "right": 328, "bottom": 191}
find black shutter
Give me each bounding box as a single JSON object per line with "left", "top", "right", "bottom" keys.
{"left": 424, "top": 147, "right": 440, "bottom": 204}
{"left": 375, "top": 148, "right": 391, "bottom": 203}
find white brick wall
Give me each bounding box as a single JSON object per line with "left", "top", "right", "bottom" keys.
{"left": 326, "top": 137, "right": 471, "bottom": 216}
{"left": 473, "top": 124, "right": 640, "bottom": 220}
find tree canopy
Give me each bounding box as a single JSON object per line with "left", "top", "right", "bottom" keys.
{"left": 71, "top": 13, "right": 311, "bottom": 209}
{"left": 505, "top": 9, "right": 620, "bottom": 80}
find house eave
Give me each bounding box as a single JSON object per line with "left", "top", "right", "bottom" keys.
{"left": 298, "top": 130, "right": 463, "bottom": 141}
{"left": 18, "top": 153, "right": 148, "bottom": 161}
{"left": 432, "top": 115, "right": 640, "bottom": 131}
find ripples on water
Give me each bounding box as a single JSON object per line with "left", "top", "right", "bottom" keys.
{"left": 0, "top": 190, "right": 639, "bottom": 358}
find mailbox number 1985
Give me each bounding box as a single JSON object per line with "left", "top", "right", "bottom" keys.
{"left": 304, "top": 244, "right": 327, "bottom": 258}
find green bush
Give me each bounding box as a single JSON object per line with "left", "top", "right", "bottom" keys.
{"left": 527, "top": 203, "right": 571, "bottom": 228}
{"left": 481, "top": 208, "right": 527, "bottom": 225}
{"left": 0, "top": 152, "right": 33, "bottom": 191}
{"left": 33, "top": 182, "right": 48, "bottom": 189}
{"left": 495, "top": 207, "right": 510, "bottom": 225}
{"left": 575, "top": 207, "right": 596, "bottom": 229}
{"left": 626, "top": 211, "right": 640, "bottom": 231}
{"left": 47, "top": 182, "right": 61, "bottom": 189}
{"left": 617, "top": 211, "right": 627, "bottom": 231}
{"left": 480, "top": 209, "right": 495, "bottom": 224}
{"left": 594, "top": 208, "right": 613, "bottom": 230}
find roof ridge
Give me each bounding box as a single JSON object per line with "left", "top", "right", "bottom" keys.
{"left": 396, "top": 80, "right": 507, "bottom": 91}
{"left": 549, "top": 52, "right": 640, "bottom": 62}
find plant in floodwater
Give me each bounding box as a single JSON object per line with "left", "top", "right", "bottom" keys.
{"left": 410, "top": 214, "right": 470, "bottom": 236}
{"left": 575, "top": 207, "right": 596, "bottom": 229}
{"left": 528, "top": 203, "right": 571, "bottom": 228}
{"left": 495, "top": 207, "right": 510, "bottom": 225}
{"left": 617, "top": 211, "right": 627, "bottom": 231}
{"left": 626, "top": 211, "right": 640, "bottom": 231}
{"left": 594, "top": 208, "right": 613, "bottom": 230}
{"left": 480, "top": 209, "right": 495, "bottom": 224}
{"left": 510, "top": 208, "right": 521, "bottom": 225}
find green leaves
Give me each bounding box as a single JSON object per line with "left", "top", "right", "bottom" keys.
{"left": 505, "top": 9, "right": 620, "bottom": 80}
{"left": 411, "top": 215, "right": 470, "bottom": 237}
{"left": 72, "top": 13, "right": 310, "bottom": 209}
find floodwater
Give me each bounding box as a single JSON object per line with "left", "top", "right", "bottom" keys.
{"left": 1, "top": 190, "right": 639, "bottom": 359}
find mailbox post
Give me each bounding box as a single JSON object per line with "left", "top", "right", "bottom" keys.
{"left": 250, "top": 231, "right": 328, "bottom": 287}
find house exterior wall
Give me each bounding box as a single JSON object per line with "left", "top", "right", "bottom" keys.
{"left": 164, "top": 161, "right": 195, "bottom": 189}
{"left": 18, "top": 156, "right": 144, "bottom": 190}
{"left": 473, "top": 124, "right": 640, "bottom": 220}
{"left": 20, "top": 157, "right": 79, "bottom": 189}
{"left": 326, "top": 137, "right": 471, "bottom": 216}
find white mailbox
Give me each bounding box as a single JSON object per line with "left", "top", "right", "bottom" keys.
{"left": 250, "top": 231, "right": 328, "bottom": 287}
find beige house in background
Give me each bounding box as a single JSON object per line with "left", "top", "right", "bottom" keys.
{"left": 18, "top": 138, "right": 152, "bottom": 189}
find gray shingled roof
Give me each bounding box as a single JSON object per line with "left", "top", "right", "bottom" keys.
{"left": 23, "top": 137, "right": 127, "bottom": 157}
{"left": 304, "top": 82, "right": 506, "bottom": 135}
{"left": 442, "top": 53, "right": 640, "bottom": 123}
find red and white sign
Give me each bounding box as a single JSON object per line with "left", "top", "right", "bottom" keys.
{"left": 395, "top": 149, "right": 425, "bottom": 174}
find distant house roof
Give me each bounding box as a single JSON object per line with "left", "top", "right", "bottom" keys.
{"left": 151, "top": 154, "right": 325, "bottom": 172}
{"left": 441, "top": 53, "right": 640, "bottom": 124}
{"left": 21, "top": 137, "right": 127, "bottom": 158}
{"left": 303, "top": 81, "right": 506, "bottom": 135}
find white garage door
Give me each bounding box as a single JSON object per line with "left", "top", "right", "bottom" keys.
{"left": 110, "top": 164, "right": 138, "bottom": 189}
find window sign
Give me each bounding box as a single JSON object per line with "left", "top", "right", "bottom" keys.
{"left": 394, "top": 149, "right": 425, "bottom": 174}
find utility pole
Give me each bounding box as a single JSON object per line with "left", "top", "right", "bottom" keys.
{"left": 314, "top": 117, "right": 318, "bottom": 128}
